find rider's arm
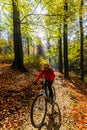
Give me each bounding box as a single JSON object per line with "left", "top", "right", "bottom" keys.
{"left": 35, "top": 70, "right": 44, "bottom": 82}
{"left": 51, "top": 69, "right": 55, "bottom": 81}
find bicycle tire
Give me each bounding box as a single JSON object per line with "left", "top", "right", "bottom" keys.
{"left": 52, "top": 87, "right": 56, "bottom": 102}
{"left": 52, "top": 102, "right": 61, "bottom": 128}
{"left": 30, "top": 94, "right": 47, "bottom": 128}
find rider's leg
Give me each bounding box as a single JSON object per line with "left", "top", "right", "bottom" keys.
{"left": 44, "top": 80, "right": 53, "bottom": 101}
{"left": 47, "top": 80, "right": 53, "bottom": 101}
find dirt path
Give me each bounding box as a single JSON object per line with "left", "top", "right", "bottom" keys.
{"left": 22, "top": 73, "right": 73, "bottom": 130}
{"left": 0, "top": 65, "right": 86, "bottom": 130}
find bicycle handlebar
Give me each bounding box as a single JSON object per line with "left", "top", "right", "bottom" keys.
{"left": 33, "top": 81, "right": 44, "bottom": 85}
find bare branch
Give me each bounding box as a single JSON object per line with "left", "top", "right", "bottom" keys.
{"left": 20, "top": 13, "right": 63, "bottom": 23}
{"left": 20, "top": 0, "right": 42, "bottom": 22}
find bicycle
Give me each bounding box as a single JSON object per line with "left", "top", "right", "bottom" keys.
{"left": 30, "top": 81, "right": 56, "bottom": 128}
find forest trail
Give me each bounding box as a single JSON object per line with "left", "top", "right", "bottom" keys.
{"left": 23, "top": 73, "right": 74, "bottom": 130}
{"left": 0, "top": 64, "right": 87, "bottom": 130}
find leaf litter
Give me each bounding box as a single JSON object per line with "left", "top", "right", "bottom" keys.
{"left": 0, "top": 64, "right": 87, "bottom": 130}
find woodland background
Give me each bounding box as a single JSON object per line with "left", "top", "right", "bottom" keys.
{"left": 0, "top": 0, "right": 87, "bottom": 81}
{"left": 0, "top": 0, "right": 87, "bottom": 129}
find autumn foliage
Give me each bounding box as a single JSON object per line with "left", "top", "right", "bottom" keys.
{"left": 0, "top": 64, "right": 87, "bottom": 129}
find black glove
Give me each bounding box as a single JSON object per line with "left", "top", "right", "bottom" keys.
{"left": 33, "top": 81, "right": 37, "bottom": 85}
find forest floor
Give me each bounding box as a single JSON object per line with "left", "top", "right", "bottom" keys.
{"left": 0, "top": 63, "right": 87, "bottom": 130}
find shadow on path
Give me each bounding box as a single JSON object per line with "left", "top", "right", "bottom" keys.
{"left": 38, "top": 102, "right": 61, "bottom": 130}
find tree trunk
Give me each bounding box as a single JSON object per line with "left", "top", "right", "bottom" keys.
{"left": 27, "top": 37, "right": 30, "bottom": 56}
{"left": 59, "top": 38, "right": 63, "bottom": 73}
{"left": 79, "top": 0, "right": 84, "bottom": 80}
{"left": 63, "top": 1, "right": 69, "bottom": 79}
{"left": 11, "top": 0, "right": 27, "bottom": 72}
{"left": 47, "top": 39, "right": 51, "bottom": 62}
{"left": 58, "top": 25, "right": 63, "bottom": 73}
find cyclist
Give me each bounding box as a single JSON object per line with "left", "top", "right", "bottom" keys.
{"left": 33, "top": 63, "right": 55, "bottom": 104}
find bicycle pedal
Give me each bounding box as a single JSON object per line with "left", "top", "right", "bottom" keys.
{"left": 38, "top": 107, "right": 44, "bottom": 110}
{"left": 50, "top": 100, "right": 55, "bottom": 105}
{"left": 47, "top": 99, "right": 49, "bottom": 102}
{"left": 46, "top": 97, "right": 49, "bottom": 101}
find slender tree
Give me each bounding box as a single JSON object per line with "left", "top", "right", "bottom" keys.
{"left": 27, "top": 37, "right": 30, "bottom": 56}
{"left": 47, "top": 38, "right": 51, "bottom": 62}
{"left": 63, "top": 1, "right": 69, "bottom": 79}
{"left": 11, "top": 0, "right": 27, "bottom": 72}
{"left": 58, "top": 24, "right": 63, "bottom": 73}
{"left": 79, "top": 0, "right": 84, "bottom": 80}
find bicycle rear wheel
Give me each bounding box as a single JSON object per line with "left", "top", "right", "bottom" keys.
{"left": 30, "top": 94, "right": 47, "bottom": 128}
{"left": 52, "top": 87, "right": 56, "bottom": 102}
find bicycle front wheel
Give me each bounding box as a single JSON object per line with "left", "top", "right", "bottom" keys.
{"left": 30, "top": 94, "right": 47, "bottom": 128}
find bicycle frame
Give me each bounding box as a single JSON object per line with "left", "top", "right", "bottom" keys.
{"left": 30, "top": 81, "right": 56, "bottom": 128}
{"left": 37, "top": 88, "right": 46, "bottom": 110}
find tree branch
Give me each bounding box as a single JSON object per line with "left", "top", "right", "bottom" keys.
{"left": 20, "top": 13, "right": 63, "bottom": 23}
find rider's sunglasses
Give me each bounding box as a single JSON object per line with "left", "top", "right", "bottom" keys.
{"left": 44, "top": 67, "right": 48, "bottom": 69}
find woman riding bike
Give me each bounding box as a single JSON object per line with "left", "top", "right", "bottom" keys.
{"left": 33, "top": 63, "right": 55, "bottom": 104}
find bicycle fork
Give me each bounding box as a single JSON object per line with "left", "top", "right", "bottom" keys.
{"left": 38, "top": 89, "right": 46, "bottom": 110}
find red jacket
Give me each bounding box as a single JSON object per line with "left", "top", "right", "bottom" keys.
{"left": 35, "top": 68, "right": 55, "bottom": 82}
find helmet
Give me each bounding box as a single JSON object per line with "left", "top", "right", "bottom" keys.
{"left": 44, "top": 63, "right": 49, "bottom": 68}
